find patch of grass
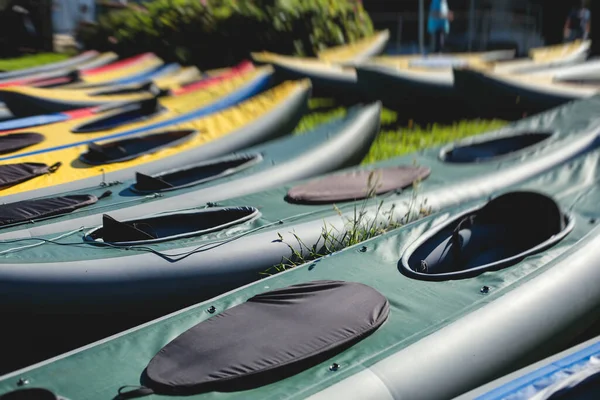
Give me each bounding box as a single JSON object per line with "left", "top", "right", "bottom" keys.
{"left": 294, "top": 98, "right": 508, "bottom": 164}
{"left": 362, "top": 119, "right": 508, "bottom": 164}
{"left": 0, "top": 53, "right": 71, "bottom": 72}
{"left": 263, "top": 171, "right": 413, "bottom": 276}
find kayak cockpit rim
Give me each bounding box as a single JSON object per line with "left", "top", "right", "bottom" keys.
{"left": 82, "top": 206, "right": 261, "bottom": 245}
{"left": 78, "top": 129, "right": 198, "bottom": 165}
{"left": 399, "top": 191, "right": 575, "bottom": 281}
{"left": 129, "top": 153, "right": 263, "bottom": 194}
{"left": 70, "top": 97, "right": 166, "bottom": 134}
{"left": 439, "top": 131, "right": 554, "bottom": 164}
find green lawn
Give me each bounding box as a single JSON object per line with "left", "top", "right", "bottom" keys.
{"left": 0, "top": 53, "right": 71, "bottom": 72}
{"left": 294, "top": 98, "right": 507, "bottom": 164}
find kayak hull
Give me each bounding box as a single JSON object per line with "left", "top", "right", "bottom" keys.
{"left": 455, "top": 333, "right": 600, "bottom": 400}
{"left": 453, "top": 67, "right": 594, "bottom": 120}
{"left": 356, "top": 64, "right": 468, "bottom": 119}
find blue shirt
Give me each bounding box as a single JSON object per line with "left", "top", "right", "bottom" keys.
{"left": 428, "top": 0, "right": 450, "bottom": 34}
{"left": 568, "top": 8, "right": 590, "bottom": 31}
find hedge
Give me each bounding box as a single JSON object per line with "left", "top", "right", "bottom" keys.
{"left": 81, "top": 0, "right": 374, "bottom": 70}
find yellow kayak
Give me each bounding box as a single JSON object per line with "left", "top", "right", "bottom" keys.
{"left": 0, "top": 63, "right": 251, "bottom": 117}
{"left": 0, "top": 52, "right": 120, "bottom": 89}
{"left": 316, "top": 30, "right": 390, "bottom": 65}
{"left": 150, "top": 66, "right": 202, "bottom": 90}
{"left": 0, "top": 79, "right": 310, "bottom": 201}
{"left": 529, "top": 40, "right": 590, "bottom": 63}
{"left": 62, "top": 52, "right": 165, "bottom": 88}
{"left": 0, "top": 67, "right": 273, "bottom": 162}
{"left": 251, "top": 30, "right": 388, "bottom": 67}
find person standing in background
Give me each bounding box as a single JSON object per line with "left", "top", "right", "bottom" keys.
{"left": 564, "top": 0, "right": 591, "bottom": 42}
{"left": 428, "top": 0, "right": 454, "bottom": 53}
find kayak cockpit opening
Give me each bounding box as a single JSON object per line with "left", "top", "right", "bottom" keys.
{"left": 285, "top": 166, "right": 431, "bottom": 204}
{"left": 401, "top": 191, "right": 573, "bottom": 280}
{"left": 79, "top": 129, "right": 197, "bottom": 165}
{"left": 440, "top": 132, "right": 552, "bottom": 163}
{"left": 130, "top": 154, "right": 262, "bottom": 194}
{"left": 0, "top": 132, "right": 44, "bottom": 155}
{"left": 71, "top": 98, "right": 165, "bottom": 134}
{"left": 84, "top": 206, "right": 259, "bottom": 245}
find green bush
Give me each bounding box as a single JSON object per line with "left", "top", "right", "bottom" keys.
{"left": 81, "top": 0, "right": 374, "bottom": 69}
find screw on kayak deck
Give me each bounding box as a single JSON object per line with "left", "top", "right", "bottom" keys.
{"left": 207, "top": 306, "right": 216, "bottom": 314}
{"left": 17, "top": 378, "right": 29, "bottom": 386}
{"left": 480, "top": 286, "right": 490, "bottom": 294}
{"left": 329, "top": 363, "right": 340, "bottom": 371}
{"left": 359, "top": 246, "right": 367, "bottom": 253}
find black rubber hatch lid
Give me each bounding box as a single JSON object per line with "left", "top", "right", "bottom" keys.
{"left": 287, "top": 166, "right": 431, "bottom": 204}
{"left": 143, "top": 280, "right": 389, "bottom": 394}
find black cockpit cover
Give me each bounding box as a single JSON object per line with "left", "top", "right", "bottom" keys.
{"left": 0, "top": 194, "right": 98, "bottom": 226}
{"left": 0, "top": 388, "right": 58, "bottom": 400}
{"left": 144, "top": 280, "right": 389, "bottom": 394}
{"left": 0, "top": 162, "right": 60, "bottom": 190}
{"left": 286, "top": 166, "right": 431, "bottom": 204}
{"left": 0, "top": 132, "right": 44, "bottom": 155}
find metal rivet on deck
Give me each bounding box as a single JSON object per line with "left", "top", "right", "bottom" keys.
{"left": 590, "top": 218, "right": 596, "bottom": 224}
{"left": 207, "top": 306, "right": 216, "bottom": 314}
{"left": 17, "top": 378, "right": 29, "bottom": 386}
{"left": 359, "top": 246, "right": 367, "bottom": 253}
{"left": 329, "top": 363, "right": 340, "bottom": 371}
{"left": 480, "top": 286, "right": 490, "bottom": 294}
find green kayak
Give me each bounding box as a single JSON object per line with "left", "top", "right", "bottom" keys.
{"left": 0, "top": 95, "right": 599, "bottom": 318}
{"left": 3, "top": 128, "right": 600, "bottom": 400}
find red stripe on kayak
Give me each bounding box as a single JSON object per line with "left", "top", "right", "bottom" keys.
{"left": 81, "top": 53, "right": 156, "bottom": 76}
{"left": 29, "top": 76, "right": 75, "bottom": 87}
{"left": 0, "top": 76, "right": 39, "bottom": 88}
{"left": 63, "top": 107, "right": 98, "bottom": 119}
{"left": 173, "top": 61, "right": 254, "bottom": 95}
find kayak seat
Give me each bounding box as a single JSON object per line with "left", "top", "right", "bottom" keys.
{"left": 127, "top": 281, "right": 389, "bottom": 396}
{"left": 286, "top": 166, "right": 431, "bottom": 204}
{"left": 79, "top": 129, "right": 196, "bottom": 165}
{"left": 85, "top": 206, "right": 259, "bottom": 245}
{"left": 71, "top": 98, "right": 165, "bottom": 134}
{"left": 130, "top": 154, "right": 261, "bottom": 194}
{"left": 0, "top": 132, "right": 44, "bottom": 155}
{"left": 406, "top": 191, "right": 571, "bottom": 278}
{"left": 0, "top": 192, "right": 108, "bottom": 227}
{"left": 441, "top": 132, "right": 551, "bottom": 163}
{"left": 0, "top": 162, "right": 61, "bottom": 191}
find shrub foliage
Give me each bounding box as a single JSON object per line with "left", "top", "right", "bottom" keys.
{"left": 82, "top": 0, "right": 374, "bottom": 69}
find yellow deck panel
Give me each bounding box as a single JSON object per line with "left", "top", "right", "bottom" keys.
{"left": 0, "top": 68, "right": 271, "bottom": 158}
{"left": 317, "top": 30, "right": 389, "bottom": 64}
